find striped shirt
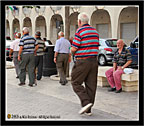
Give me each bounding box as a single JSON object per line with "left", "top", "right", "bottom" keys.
{"left": 36, "top": 38, "right": 45, "bottom": 56}
{"left": 72, "top": 24, "right": 99, "bottom": 58}
{"left": 112, "top": 47, "right": 132, "bottom": 66}
{"left": 19, "top": 34, "right": 38, "bottom": 54}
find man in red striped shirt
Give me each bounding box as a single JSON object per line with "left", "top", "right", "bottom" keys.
{"left": 71, "top": 12, "right": 99, "bottom": 116}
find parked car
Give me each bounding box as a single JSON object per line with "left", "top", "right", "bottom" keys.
{"left": 6, "top": 40, "right": 13, "bottom": 61}
{"left": 98, "top": 38, "right": 118, "bottom": 66}
{"left": 6, "top": 36, "right": 11, "bottom": 40}
{"left": 127, "top": 36, "right": 138, "bottom": 67}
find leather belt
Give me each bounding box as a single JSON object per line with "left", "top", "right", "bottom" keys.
{"left": 76, "top": 56, "right": 97, "bottom": 60}
{"left": 58, "top": 53, "right": 68, "bottom": 54}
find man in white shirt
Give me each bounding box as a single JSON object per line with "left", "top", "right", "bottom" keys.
{"left": 9, "top": 32, "right": 21, "bottom": 78}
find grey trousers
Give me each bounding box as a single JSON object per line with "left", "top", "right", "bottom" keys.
{"left": 35, "top": 55, "right": 43, "bottom": 80}
{"left": 13, "top": 51, "right": 20, "bottom": 76}
{"left": 19, "top": 53, "right": 35, "bottom": 84}
{"left": 56, "top": 53, "right": 69, "bottom": 83}
{"left": 71, "top": 57, "right": 98, "bottom": 107}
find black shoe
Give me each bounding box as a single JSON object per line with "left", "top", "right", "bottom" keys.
{"left": 59, "top": 80, "right": 62, "bottom": 83}
{"left": 61, "top": 83, "right": 66, "bottom": 85}
{"left": 37, "top": 76, "right": 41, "bottom": 80}
{"left": 108, "top": 87, "right": 116, "bottom": 92}
{"left": 115, "top": 88, "right": 122, "bottom": 93}
{"left": 28, "top": 84, "right": 34, "bottom": 87}
{"left": 18, "top": 83, "right": 25, "bottom": 86}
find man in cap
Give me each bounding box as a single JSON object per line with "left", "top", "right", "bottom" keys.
{"left": 18, "top": 27, "right": 39, "bottom": 87}
{"left": 35, "top": 31, "right": 46, "bottom": 81}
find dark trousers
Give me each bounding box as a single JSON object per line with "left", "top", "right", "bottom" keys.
{"left": 19, "top": 53, "right": 35, "bottom": 84}
{"left": 35, "top": 55, "right": 43, "bottom": 80}
{"left": 71, "top": 57, "right": 98, "bottom": 107}
{"left": 56, "top": 53, "right": 69, "bottom": 83}
{"left": 13, "top": 51, "right": 20, "bottom": 76}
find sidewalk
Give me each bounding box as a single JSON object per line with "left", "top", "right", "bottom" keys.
{"left": 6, "top": 61, "right": 139, "bottom": 121}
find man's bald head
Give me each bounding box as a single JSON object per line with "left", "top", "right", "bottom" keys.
{"left": 58, "top": 31, "right": 64, "bottom": 37}
{"left": 117, "top": 39, "right": 124, "bottom": 49}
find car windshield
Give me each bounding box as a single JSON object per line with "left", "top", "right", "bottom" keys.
{"left": 105, "top": 40, "right": 117, "bottom": 47}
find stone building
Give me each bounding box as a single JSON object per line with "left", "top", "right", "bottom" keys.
{"left": 6, "top": 5, "right": 138, "bottom": 45}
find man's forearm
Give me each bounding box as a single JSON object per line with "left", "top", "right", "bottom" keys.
{"left": 113, "top": 62, "right": 117, "bottom": 71}
{"left": 18, "top": 46, "right": 23, "bottom": 56}
{"left": 71, "top": 47, "right": 77, "bottom": 54}
{"left": 34, "top": 45, "right": 39, "bottom": 54}
{"left": 9, "top": 49, "right": 13, "bottom": 55}
{"left": 54, "top": 52, "right": 58, "bottom": 58}
{"left": 122, "top": 60, "right": 132, "bottom": 69}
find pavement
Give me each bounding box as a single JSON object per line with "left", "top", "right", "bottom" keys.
{"left": 5, "top": 61, "right": 139, "bottom": 121}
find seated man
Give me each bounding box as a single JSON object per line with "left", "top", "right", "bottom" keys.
{"left": 105, "top": 39, "right": 132, "bottom": 93}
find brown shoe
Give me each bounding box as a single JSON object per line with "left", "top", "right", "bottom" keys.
{"left": 18, "top": 83, "right": 25, "bottom": 86}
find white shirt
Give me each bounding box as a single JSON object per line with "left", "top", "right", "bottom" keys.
{"left": 10, "top": 39, "right": 20, "bottom": 51}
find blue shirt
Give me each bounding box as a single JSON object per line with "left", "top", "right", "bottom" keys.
{"left": 54, "top": 37, "right": 71, "bottom": 54}
{"left": 19, "top": 34, "right": 38, "bottom": 54}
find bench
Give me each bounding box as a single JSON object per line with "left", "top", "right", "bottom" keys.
{"left": 97, "top": 66, "right": 138, "bottom": 92}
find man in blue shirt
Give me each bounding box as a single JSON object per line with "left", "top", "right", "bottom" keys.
{"left": 54, "top": 31, "right": 71, "bottom": 85}
{"left": 18, "top": 27, "right": 39, "bottom": 87}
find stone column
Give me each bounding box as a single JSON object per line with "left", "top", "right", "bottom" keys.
{"left": 64, "top": 6, "right": 70, "bottom": 40}
{"left": 31, "top": 19, "right": 35, "bottom": 37}
{"left": 9, "top": 20, "right": 13, "bottom": 40}
{"left": 64, "top": 6, "right": 70, "bottom": 77}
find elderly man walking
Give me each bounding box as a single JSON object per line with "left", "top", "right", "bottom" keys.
{"left": 18, "top": 27, "right": 39, "bottom": 87}
{"left": 9, "top": 32, "right": 21, "bottom": 78}
{"left": 54, "top": 31, "right": 71, "bottom": 85}
{"left": 105, "top": 39, "right": 132, "bottom": 93}
{"left": 71, "top": 12, "right": 99, "bottom": 115}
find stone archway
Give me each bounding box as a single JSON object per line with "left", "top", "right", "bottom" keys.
{"left": 23, "top": 17, "right": 32, "bottom": 36}
{"left": 91, "top": 9, "right": 111, "bottom": 38}
{"left": 50, "top": 14, "right": 63, "bottom": 44}
{"left": 118, "top": 7, "right": 138, "bottom": 45}
{"left": 35, "top": 16, "right": 47, "bottom": 39}
{"left": 12, "top": 18, "right": 20, "bottom": 39}
{"left": 6, "top": 20, "right": 10, "bottom": 37}
{"left": 69, "top": 12, "right": 79, "bottom": 38}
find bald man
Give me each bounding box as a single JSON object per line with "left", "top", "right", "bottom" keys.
{"left": 105, "top": 39, "right": 132, "bottom": 93}
{"left": 54, "top": 31, "right": 71, "bottom": 85}
{"left": 18, "top": 27, "right": 39, "bottom": 87}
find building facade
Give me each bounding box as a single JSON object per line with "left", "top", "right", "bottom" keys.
{"left": 6, "top": 5, "right": 138, "bottom": 45}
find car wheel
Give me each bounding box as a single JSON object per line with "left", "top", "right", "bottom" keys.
{"left": 98, "top": 55, "right": 107, "bottom": 66}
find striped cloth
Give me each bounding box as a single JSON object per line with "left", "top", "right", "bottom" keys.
{"left": 19, "top": 34, "right": 38, "bottom": 54}
{"left": 36, "top": 38, "right": 45, "bottom": 56}
{"left": 72, "top": 24, "right": 99, "bottom": 58}
{"left": 112, "top": 47, "right": 132, "bottom": 66}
